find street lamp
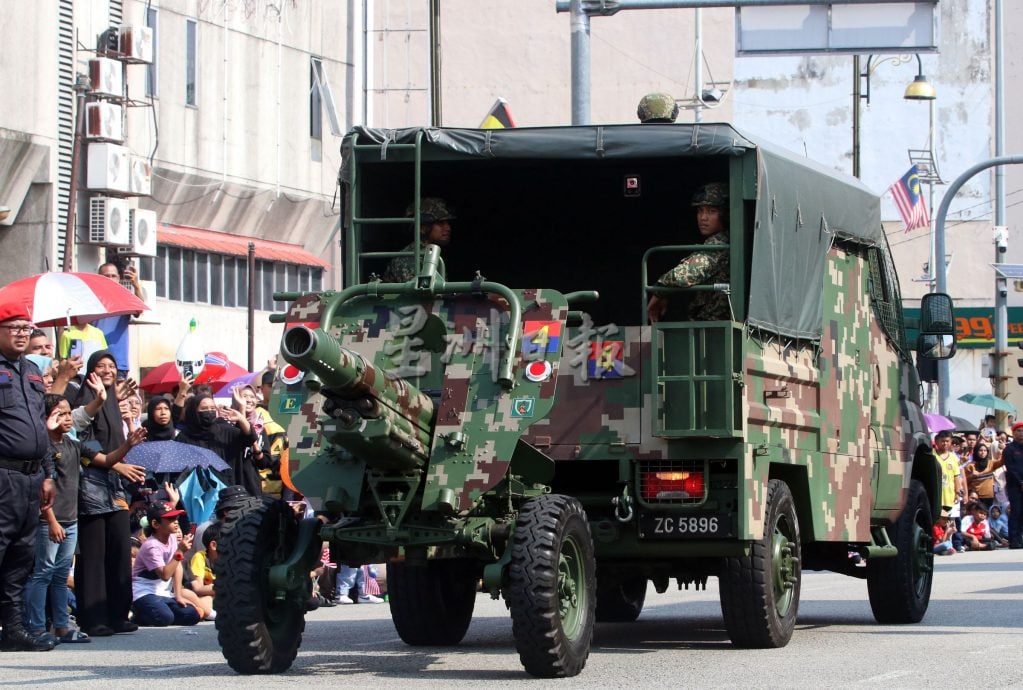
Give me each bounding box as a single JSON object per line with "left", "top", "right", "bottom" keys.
{"left": 852, "top": 54, "right": 935, "bottom": 179}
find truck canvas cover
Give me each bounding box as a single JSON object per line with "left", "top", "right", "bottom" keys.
{"left": 341, "top": 124, "right": 884, "bottom": 341}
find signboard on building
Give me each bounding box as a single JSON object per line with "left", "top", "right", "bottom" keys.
{"left": 736, "top": 1, "right": 939, "bottom": 55}
{"left": 905, "top": 307, "right": 1023, "bottom": 349}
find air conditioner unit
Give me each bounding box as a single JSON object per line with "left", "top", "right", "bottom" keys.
{"left": 128, "top": 155, "right": 152, "bottom": 196}
{"left": 127, "top": 208, "right": 158, "bottom": 256}
{"left": 118, "top": 25, "right": 154, "bottom": 64}
{"left": 86, "top": 102, "right": 124, "bottom": 142}
{"left": 89, "top": 57, "right": 123, "bottom": 99}
{"left": 86, "top": 143, "right": 130, "bottom": 193}
{"left": 88, "top": 197, "right": 130, "bottom": 245}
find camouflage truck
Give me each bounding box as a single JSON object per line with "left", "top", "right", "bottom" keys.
{"left": 214, "top": 123, "right": 956, "bottom": 678}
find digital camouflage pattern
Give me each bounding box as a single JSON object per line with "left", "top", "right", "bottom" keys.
{"left": 691, "top": 182, "right": 728, "bottom": 207}
{"left": 637, "top": 92, "right": 679, "bottom": 123}
{"left": 656, "top": 232, "right": 731, "bottom": 321}
{"left": 264, "top": 124, "right": 943, "bottom": 633}
{"left": 383, "top": 198, "right": 455, "bottom": 283}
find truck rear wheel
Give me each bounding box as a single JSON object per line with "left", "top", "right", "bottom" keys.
{"left": 387, "top": 558, "right": 478, "bottom": 645}
{"left": 507, "top": 494, "right": 595, "bottom": 678}
{"left": 719, "top": 478, "right": 801, "bottom": 648}
{"left": 595, "top": 572, "right": 647, "bottom": 622}
{"left": 866, "top": 479, "right": 933, "bottom": 623}
{"left": 215, "top": 497, "right": 308, "bottom": 674}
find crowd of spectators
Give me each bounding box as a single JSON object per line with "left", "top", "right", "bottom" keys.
{"left": 0, "top": 287, "right": 389, "bottom": 653}
{"left": 932, "top": 416, "right": 1023, "bottom": 555}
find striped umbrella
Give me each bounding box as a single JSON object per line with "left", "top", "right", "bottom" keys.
{"left": 0, "top": 271, "right": 148, "bottom": 327}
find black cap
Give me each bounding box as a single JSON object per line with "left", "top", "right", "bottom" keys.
{"left": 218, "top": 485, "right": 250, "bottom": 507}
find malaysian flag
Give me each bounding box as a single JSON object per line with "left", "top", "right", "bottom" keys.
{"left": 889, "top": 165, "right": 930, "bottom": 232}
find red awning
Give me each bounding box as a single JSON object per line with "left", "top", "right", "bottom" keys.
{"left": 157, "top": 223, "right": 331, "bottom": 268}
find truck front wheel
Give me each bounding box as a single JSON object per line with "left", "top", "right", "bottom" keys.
{"left": 866, "top": 478, "right": 934, "bottom": 623}
{"left": 506, "top": 494, "right": 595, "bottom": 678}
{"left": 719, "top": 478, "right": 801, "bottom": 648}
{"left": 387, "top": 558, "right": 478, "bottom": 645}
{"left": 215, "top": 497, "right": 308, "bottom": 674}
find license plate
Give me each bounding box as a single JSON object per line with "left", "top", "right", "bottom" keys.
{"left": 637, "top": 512, "right": 732, "bottom": 539}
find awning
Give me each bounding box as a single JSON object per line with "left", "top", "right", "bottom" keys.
{"left": 157, "top": 223, "right": 331, "bottom": 269}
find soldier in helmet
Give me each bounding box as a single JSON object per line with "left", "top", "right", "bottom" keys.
{"left": 647, "top": 182, "right": 731, "bottom": 323}
{"left": 383, "top": 197, "right": 456, "bottom": 282}
{"left": 637, "top": 92, "right": 679, "bottom": 124}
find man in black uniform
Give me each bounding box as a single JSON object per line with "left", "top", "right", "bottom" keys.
{"left": 1004, "top": 422, "right": 1023, "bottom": 549}
{"left": 0, "top": 303, "right": 56, "bottom": 651}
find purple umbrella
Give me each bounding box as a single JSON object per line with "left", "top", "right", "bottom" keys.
{"left": 213, "top": 371, "right": 258, "bottom": 396}
{"left": 924, "top": 413, "right": 955, "bottom": 433}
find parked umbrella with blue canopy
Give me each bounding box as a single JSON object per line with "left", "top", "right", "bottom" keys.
{"left": 125, "top": 440, "right": 230, "bottom": 474}
{"left": 957, "top": 393, "right": 1017, "bottom": 414}
{"left": 176, "top": 465, "right": 228, "bottom": 525}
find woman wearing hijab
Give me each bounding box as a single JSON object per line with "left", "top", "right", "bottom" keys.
{"left": 965, "top": 441, "right": 1004, "bottom": 510}
{"left": 177, "top": 393, "right": 260, "bottom": 496}
{"left": 73, "top": 350, "right": 147, "bottom": 637}
{"left": 142, "top": 395, "right": 177, "bottom": 441}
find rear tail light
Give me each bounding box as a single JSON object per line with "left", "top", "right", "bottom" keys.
{"left": 641, "top": 469, "right": 706, "bottom": 502}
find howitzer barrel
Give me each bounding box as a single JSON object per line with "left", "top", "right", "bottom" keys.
{"left": 281, "top": 326, "right": 435, "bottom": 470}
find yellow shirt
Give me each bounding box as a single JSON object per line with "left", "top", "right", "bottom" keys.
{"left": 936, "top": 451, "right": 959, "bottom": 508}
{"left": 189, "top": 551, "right": 214, "bottom": 586}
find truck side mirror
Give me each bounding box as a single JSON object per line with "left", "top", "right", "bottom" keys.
{"left": 917, "top": 292, "right": 956, "bottom": 360}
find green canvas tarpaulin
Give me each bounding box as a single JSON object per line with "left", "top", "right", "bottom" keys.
{"left": 340, "top": 124, "right": 885, "bottom": 341}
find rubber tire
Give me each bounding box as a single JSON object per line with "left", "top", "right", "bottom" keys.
{"left": 866, "top": 478, "right": 934, "bottom": 623}
{"left": 719, "top": 478, "right": 801, "bottom": 648}
{"left": 506, "top": 494, "right": 596, "bottom": 679}
{"left": 595, "top": 572, "right": 647, "bottom": 623}
{"left": 215, "top": 497, "right": 307, "bottom": 674}
{"left": 387, "top": 558, "right": 478, "bottom": 646}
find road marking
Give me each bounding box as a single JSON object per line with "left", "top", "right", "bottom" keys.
{"left": 861, "top": 669, "right": 914, "bottom": 683}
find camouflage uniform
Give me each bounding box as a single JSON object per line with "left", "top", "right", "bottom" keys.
{"left": 657, "top": 182, "right": 731, "bottom": 320}
{"left": 383, "top": 241, "right": 422, "bottom": 283}
{"left": 657, "top": 232, "right": 730, "bottom": 320}
{"left": 383, "top": 197, "right": 454, "bottom": 283}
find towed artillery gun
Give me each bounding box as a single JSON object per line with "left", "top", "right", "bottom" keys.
{"left": 215, "top": 124, "right": 957, "bottom": 677}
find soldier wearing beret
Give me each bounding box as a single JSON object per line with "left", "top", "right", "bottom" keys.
{"left": 647, "top": 182, "right": 731, "bottom": 323}
{"left": 0, "top": 303, "right": 56, "bottom": 651}
{"left": 383, "top": 197, "right": 455, "bottom": 283}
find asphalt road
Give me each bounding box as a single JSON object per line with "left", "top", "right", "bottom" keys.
{"left": 2, "top": 548, "right": 1021, "bottom": 688}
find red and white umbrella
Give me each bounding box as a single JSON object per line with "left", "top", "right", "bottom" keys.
{"left": 0, "top": 271, "right": 149, "bottom": 327}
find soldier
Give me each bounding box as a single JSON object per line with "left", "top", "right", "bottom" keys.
{"left": 0, "top": 303, "right": 56, "bottom": 651}
{"left": 383, "top": 197, "right": 455, "bottom": 283}
{"left": 637, "top": 92, "right": 679, "bottom": 124}
{"left": 647, "top": 182, "right": 731, "bottom": 323}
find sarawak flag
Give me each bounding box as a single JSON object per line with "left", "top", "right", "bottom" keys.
{"left": 480, "top": 98, "right": 515, "bottom": 129}
{"left": 890, "top": 165, "right": 930, "bottom": 233}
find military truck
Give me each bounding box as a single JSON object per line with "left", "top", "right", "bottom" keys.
{"left": 214, "top": 123, "right": 956, "bottom": 678}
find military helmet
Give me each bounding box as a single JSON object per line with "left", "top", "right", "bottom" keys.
{"left": 637, "top": 92, "right": 679, "bottom": 123}
{"left": 691, "top": 182, "right": 728, "bottom": 207}
{"left": 406, "top": 197, "right": 455, "bottom": 224}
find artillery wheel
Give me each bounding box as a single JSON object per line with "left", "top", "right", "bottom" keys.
{"left": 866, "top": 479, "right": 934, "bottom": 623}
{"left": 506, "top": 494, "right": 595, "bottom": 678}
{"left": 387, "top": 558, "right": 479, "bottom": 646}
{"left": 215, "top": 497, "right": 308, "bottom": 674}
{"left": 595, "top": 571, "right": 647, "bottom": 623}
{"left": 719, "top": 478, "right": 801, "bottom": 648}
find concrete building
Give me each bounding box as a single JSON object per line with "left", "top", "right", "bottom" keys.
{"left": 0, "top": 0, "right": 732, "bottom": 376}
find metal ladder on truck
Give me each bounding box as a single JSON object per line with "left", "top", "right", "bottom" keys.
{"left": 343, "top": 129, "right": 429, "bottom": 288}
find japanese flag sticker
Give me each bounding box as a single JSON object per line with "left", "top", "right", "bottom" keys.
{"left": 524, "top": 360, "right": 552, "bottom": 382}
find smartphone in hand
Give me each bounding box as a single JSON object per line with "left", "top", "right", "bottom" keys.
{"left": 68, "top": 339, "right": 84, "bottom": 359}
